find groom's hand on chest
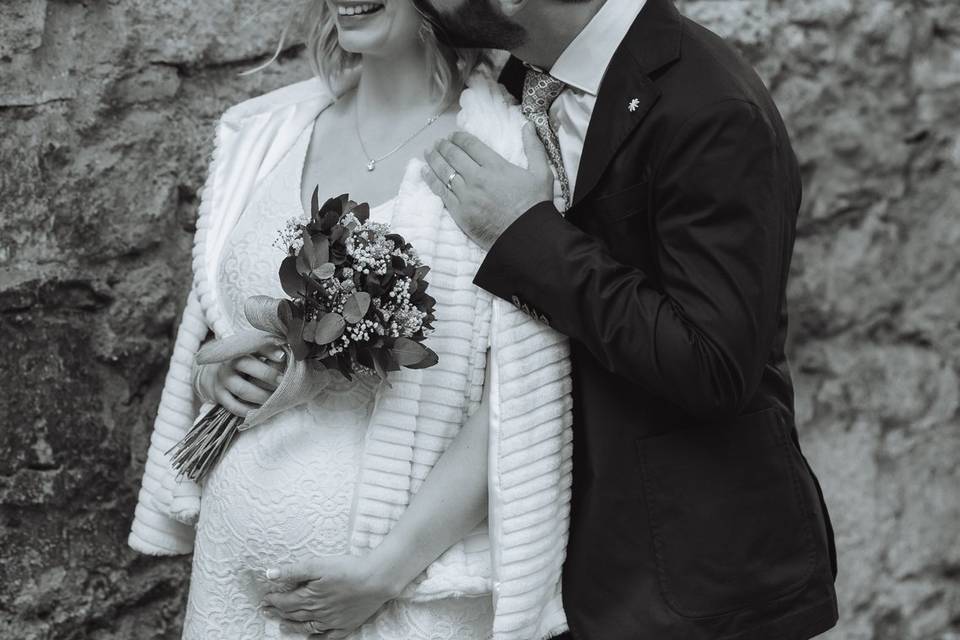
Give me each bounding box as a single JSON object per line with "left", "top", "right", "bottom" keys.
{"left": 422, "top": 124, "right": 556, "bottom": 251}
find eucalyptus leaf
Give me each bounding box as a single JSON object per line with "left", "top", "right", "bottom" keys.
{"left": 322, "top": 209, "right": 340, "bottom": 231}
{"left": 302, "top": 231, "right": 316, "bottom": 262}
{"left": 314, "top": 312, "right": 346, "bottom": 345}
{"left": 279, "top": 256, "right": 305, "bottom": 297}
{"left": 311, "top": 235, "right": 330, "bottom": 264}
{"left": 352, "top": 202, "right": 370, "bottom": 223}
{"left": 406, "top": 347, "right": 439, "bottom": 370}
{"left": 303, "top": 319, "right": 318, "bottom": 342}
{"left": 343, "top": 292, "right": 371, "bottom": 324}
{"left": 296, "top": 252, "right": 312, "bottom": 276}
{"left": 313, "top": 262, "right": 336, "bottom": 280}
{"left": 392, "top": 337, "right": 430, "bottom": 367}
{"left": 380, "top": 266, "right": 395, "bottom": 287}
{"left": 365, "top": 276, "right": 384, "bottom": 297}
{"left": 356, "top": 347, "right": 374, "bottom": 369}
{"left": 372, "top": 349, "right": 388, "bottom": 381}
{"left": 320, "top": 195, "right": 341, "bottom": 216}
{"left": 383, "top": 348, "right": 401, "bottom": 372}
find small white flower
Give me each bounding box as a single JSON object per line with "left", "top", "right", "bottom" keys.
{"left": 628, "top": 98, "right": 641, "bottom": 113}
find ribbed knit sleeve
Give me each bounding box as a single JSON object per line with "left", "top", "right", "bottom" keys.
{"left": 128, "top": 78, "right": 339, "bottom": 556}
{"left": 487, "top": 298, "right": 572, "bottom": 640}
{"left": 128, "top": 285, "right": 208, "bottom": 555}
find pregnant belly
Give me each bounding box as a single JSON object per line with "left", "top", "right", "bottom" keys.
{"left": 196, "top": 398, "right": 370, "bottom": 574}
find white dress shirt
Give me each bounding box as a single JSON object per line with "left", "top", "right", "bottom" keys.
{"left": 546, "top": 0, "right": 647, "bottom": 197}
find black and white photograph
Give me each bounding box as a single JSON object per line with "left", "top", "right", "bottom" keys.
{"left": 1, "top": 0, "right": 958, "bottom": 638}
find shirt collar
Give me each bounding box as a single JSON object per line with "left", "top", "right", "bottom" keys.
{"left": 547, "top": 0, "right": 647, "bottom": 96}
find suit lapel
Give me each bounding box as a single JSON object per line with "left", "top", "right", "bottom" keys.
{"left": 571, "top": 62, "right": 659, "bottom": 208}
{"left": 499, "top": 55, "right": 527, "bottom": 103}
{"left": 570, "top": 0, "right": 683, "bottom": 209}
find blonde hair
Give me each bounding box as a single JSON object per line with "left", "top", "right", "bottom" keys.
{"left": 243, "top": 1, "right": 483, "bottom": 106}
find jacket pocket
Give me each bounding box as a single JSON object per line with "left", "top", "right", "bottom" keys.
{"left": 588, "top": 179, "right": 649, "bottom": 221}
{"left": 637, "top": 407, "right": 816, "bottom": 618}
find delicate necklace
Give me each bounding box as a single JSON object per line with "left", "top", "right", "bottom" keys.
{"left": 355, "top": 100, "right": 443, "bottom": 172}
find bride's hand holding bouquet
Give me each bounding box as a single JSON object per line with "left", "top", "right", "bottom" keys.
{"left": 194, "top": 342, "right": 286, "bottom": 419}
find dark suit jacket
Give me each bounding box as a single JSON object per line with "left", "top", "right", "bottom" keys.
{"left": 476, "top": 1, "right": 839, "bottom": 638}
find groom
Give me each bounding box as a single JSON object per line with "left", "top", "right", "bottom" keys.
{"left": 418, "top": 0, "right": 839, "bottom": 639}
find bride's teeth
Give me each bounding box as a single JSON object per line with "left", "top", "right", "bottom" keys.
{"left": 338, "top": 3, "right": 382, "bottom": 16}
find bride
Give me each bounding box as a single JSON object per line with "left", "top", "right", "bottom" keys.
{"left": 129, "top": 1, "right": 573, "bottom": 639}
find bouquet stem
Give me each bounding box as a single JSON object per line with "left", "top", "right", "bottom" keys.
{"left": 166, "top": 405, "right": 244, "bottom": 483}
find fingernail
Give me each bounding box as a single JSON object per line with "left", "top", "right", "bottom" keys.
{"left": 262, "top": 608, "right": 277, "bottom": 619}
{"left": 266, "top": 568, "right": 280, "bottom": 579}
{"left": 273, "top": 350, "right": 284, "bottom": 360}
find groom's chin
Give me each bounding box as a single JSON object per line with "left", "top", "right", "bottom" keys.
{"left": 411, "top": 0, "right": 527, "bottom": 50}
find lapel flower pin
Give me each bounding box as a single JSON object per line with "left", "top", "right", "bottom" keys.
{"left": 628, "top": 98, "right": 641, "bottom": 113}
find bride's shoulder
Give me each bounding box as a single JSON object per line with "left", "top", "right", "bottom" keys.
{"left": 461, "top": 54, "right": 515, "bottom": 104}
{"left": 219, "top": 76, "right": 333, "bottom": 125}
{"left": 457, "top": 63, "right": 525, "bottom": 132}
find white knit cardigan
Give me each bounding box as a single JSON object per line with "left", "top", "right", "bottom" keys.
{"left": 128, "top": 72, "right": 573, "bottom": 640}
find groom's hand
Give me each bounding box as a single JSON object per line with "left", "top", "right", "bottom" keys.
{"left": 423, "top": 123, "right": 555, "bottom": 251}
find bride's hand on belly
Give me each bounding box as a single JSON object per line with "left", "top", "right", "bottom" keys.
{"left": 210, "top": 345, "right": 286, "bottom": 418}
{"left": 260, "top": 554, "right": 399, "bottom": 638}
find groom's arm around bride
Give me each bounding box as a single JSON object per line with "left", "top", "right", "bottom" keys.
{"left": 420, "top": 0, "right": 840, "bottom": 638}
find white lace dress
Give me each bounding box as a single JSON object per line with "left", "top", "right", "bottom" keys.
{"left": 181, "top": 121, "right": 494, "bottom": 639}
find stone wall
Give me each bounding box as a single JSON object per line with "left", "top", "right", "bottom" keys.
{"left": 1, "top": 1, "right": 957, "bottom": 638}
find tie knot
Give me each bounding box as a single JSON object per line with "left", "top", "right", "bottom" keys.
{"left": 521, "top": 69, "right": 566, "bottom": 117}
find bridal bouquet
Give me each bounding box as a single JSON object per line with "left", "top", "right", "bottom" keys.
{"left": 169, "top": 191, "right": 438, "bottom": 482}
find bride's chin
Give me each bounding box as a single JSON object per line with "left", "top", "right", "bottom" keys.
{"left": 336, "top": 28, "right": 395, "bottom": 56}
{"left": 338, "top": 37, "right": 416, "bottom": 59}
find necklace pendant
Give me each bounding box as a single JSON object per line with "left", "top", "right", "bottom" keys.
{"left": 366, "top": 160, "right": 376, "bottom": 172}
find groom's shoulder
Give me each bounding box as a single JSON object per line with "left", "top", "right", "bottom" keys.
{"left": 651, "top": 12, "right": 779, "bottom": 125}
{"left": 219, "top": 76, "right": 332, "bottom": 125}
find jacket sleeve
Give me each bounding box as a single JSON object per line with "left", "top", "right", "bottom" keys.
{"left": 128, "top": 284, "right": 209, "bottom": 555}
{"left": 473, "top": 99, "right": 792, "bottom": 419}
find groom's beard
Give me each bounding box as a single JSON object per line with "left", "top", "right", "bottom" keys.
{"left": 411, "top": 0, "right": 527, "bottom": 50}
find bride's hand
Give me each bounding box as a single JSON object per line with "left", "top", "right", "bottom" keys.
{"left": 260, "top": 554, "right": 401, "bottom": 637}
{"left": 207, "top": 344, "right": 286, "bottom": 418}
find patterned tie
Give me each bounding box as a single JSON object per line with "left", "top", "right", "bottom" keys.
{"left": 521, "top": 69, "right": 572, "bottom": 210}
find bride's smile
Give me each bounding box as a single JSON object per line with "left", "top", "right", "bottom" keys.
{"left": 334, "top": 2, "right": 385, "bottom": 19}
